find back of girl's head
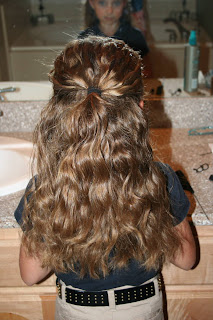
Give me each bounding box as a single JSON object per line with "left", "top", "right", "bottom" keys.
{"left": 23, "top": 36, "right": 180, "bottom": 279}
{"left": 36, "top": 36, "right": 149, "bottom": 213}
{"left": 51, "top": 35, "right": 143, "bottom": 98}
{"left": 45, "top": 35, "right": 147, "bottom": 169}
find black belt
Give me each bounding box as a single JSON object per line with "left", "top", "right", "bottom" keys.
{"left": 56, "top": 277, "right": 161, "bottom": 307}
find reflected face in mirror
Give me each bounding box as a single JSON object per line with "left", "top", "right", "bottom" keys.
{"left": 89, "top": 0, "right": 126, "bottom": 26}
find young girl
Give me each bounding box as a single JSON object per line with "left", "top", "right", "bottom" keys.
{"left": 15, "top": 36, "right": 196, "bottom": 320}
{"left": 79, "top": 0, "right": 149, "bottom": 58}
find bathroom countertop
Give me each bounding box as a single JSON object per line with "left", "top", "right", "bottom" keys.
{"left": 1, "top": 94, "right": 213, "bottom": 133}
{"left": 0, "top": 128, "right": 212, "bottom": 228}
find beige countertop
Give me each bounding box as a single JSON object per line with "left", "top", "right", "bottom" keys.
{"left": 0, "top": 128, "right": 212, "bottom": 228}
{"left": 151, "top": 128, "right": 213, "bottom": 225}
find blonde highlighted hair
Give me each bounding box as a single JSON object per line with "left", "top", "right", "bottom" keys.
{"left": 22, "top": 36, "right": 180, "bottom": 278}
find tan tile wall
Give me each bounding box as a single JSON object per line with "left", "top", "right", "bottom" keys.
{"left": 146, "top": 0, "right": 196, "bottom": 20}
{"left": 0, "top": 0, "right": 31, "bottom": 46}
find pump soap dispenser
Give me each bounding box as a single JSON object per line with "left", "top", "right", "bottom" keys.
{"left": 184, "top": 30, "right": 200, "bottom": 92}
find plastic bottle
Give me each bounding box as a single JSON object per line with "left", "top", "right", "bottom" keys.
{"left": 184, "top": 30, "right": 200, "bottom": 92}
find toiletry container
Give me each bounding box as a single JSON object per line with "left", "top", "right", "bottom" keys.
{"left": 184, "top": 30, "right": 200, "bottom": 92}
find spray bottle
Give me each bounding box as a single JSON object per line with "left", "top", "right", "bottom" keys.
{"left": 184, "top": 30, "right": 200, "bottom": 92}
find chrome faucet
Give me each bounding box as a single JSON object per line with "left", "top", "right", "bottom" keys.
{"left": 0, "top": 86, "right": 16, "bottom": 102}
{"left": 163, "top": 17, "right": 190, "bottom": 41}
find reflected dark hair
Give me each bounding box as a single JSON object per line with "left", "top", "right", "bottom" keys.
{"left": 22, "top": 36, "right": 181, "bottom": 278}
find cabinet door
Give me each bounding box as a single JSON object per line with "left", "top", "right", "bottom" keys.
{"left": 166, "top": 289, "right": 213, "bottom": 320}
{"left": 0, "top": 296, "right": 43, "bottom": 320}
{"left": 41, "top": 295, "right": 56, "bottom": 320}
{"left": 0, "top": 229, "right": 56, "bottom": 319}
{"left": 0, "top": 314, "right": 28, "bottom": 320}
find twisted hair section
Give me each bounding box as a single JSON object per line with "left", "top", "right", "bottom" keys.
{"left": 22, "top": 36, "right": 181, "bottom": 278}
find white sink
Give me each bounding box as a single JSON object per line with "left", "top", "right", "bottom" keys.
{"left": 0, "top": 81, "right": 52, "bottom": 101}
{"left": 0, "top": 136, "right": 33, "bottom": 196}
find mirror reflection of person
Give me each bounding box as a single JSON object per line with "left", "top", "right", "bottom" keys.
{"left": 79, "top": 0, "right": 152, "bottom": 76}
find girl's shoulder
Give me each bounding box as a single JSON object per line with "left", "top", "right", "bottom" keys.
{"left": 156, "top": 162, "right": 190, "bottom": 224}
{"left": 14, "top": 176, "right": 38, "bottom": 226}
{"left": 156, "top": 162, "right": 181, "bottom": 190}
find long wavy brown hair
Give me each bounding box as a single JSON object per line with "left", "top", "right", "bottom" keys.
{"left": 22, "top": 36, "right": 181, "bottom": 278}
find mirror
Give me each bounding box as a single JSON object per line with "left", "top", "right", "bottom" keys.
{"left": 0, "top": 0, "right": 212, "bottom": 82}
